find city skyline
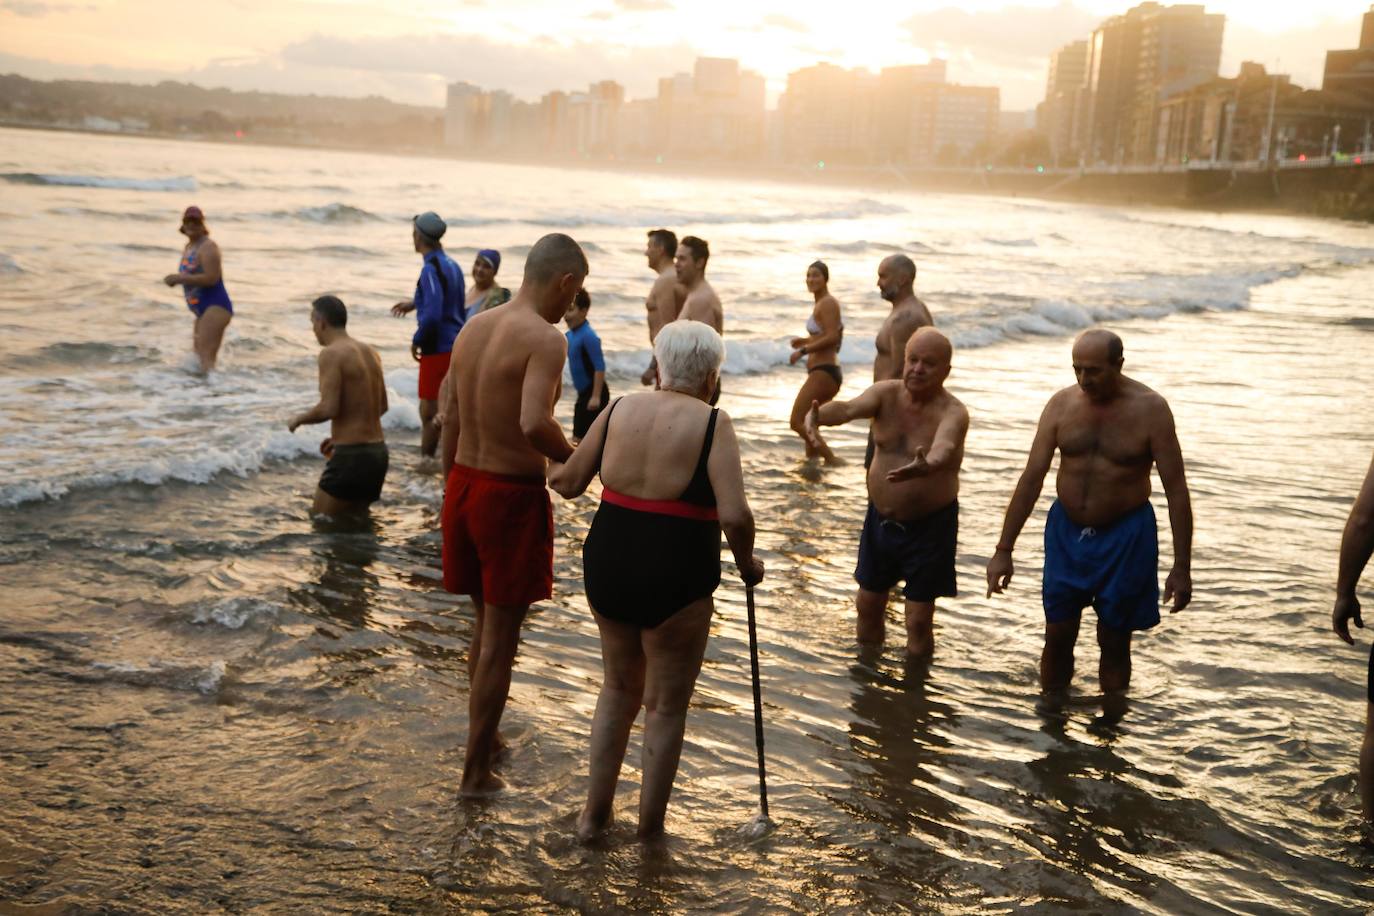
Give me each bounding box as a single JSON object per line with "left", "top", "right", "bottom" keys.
{"left": 0, "top": 0, "right": 1362, "bottom": 113}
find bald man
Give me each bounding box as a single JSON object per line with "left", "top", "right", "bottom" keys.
{"left": 865, "top": 254, "right": 934, "bottom": 468}
{"left": 805, "top": 328, "right": 969, "bottom": 656}
{"left": 440, "top": 232, "right": 587, "bottom": 796}
{"left": 986, "top": 329, "right": 1193, "bottom": 707}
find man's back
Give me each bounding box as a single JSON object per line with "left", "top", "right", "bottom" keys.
{"left": 453, "top": 305, "right": 565, "bottom": 477}
{"left": 327, "top": 337, "right": 386, "bottom": 445}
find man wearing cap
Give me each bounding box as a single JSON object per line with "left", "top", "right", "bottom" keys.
{"left": 468, "top": 249, "right": 511, "bottom": 314}
{"left": 392, "top": 212, "right": 466, "bottom": 457}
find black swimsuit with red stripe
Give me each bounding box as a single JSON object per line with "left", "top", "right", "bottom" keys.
{"left": 582, "top": 400, "right": 721, "bottom": 628}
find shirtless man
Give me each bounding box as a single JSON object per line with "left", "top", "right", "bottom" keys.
{"left": 1334, "top": 451, "right": 1374, "bottom": 832}
{"left": 674, "top": 235, "right": 724, "bottom": 403}
{"left": 866, "top": 254, "right": 933, "bottom": 468}
{"left": 986, "top": 329, "right": 1193, "bottom": 706}
{"left": 287, "top": 295, "right": 389, "bottom": 515}
{"left": 805, "top": 328, "right": 969, "bottom": 656}
{"left": 440, "top": 232, "right": 587, "bottom": 796}
{"left": 640, "top": 229, "right": 685, "bottom": 386}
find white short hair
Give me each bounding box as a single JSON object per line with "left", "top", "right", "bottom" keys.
{"left": 655, "top": 320, "right": 724, "bottom": 392}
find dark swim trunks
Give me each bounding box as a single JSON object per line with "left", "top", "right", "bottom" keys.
{"left": 1042, "top": 499, "right": 1160, "bottom": 631}
{"left": 573, "top": 383, "right": 611, "bottom": 440}
{"left": 809, "top": 364, "right": 843, "bottom": 387}
{"left": 854, "top": 500, "right": 958, "bottom": 602}
{"left": 1368, "top": 644, "right": 1374, "bottom": 704}
{"left": 318, "top": 442, "right": 389, "bottom": 504}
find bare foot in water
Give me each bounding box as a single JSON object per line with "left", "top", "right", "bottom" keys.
{"left": 459, "top": 771, "right": 506, "bottom": 798}
{"left": 576, "top": 805, "right": 614, "bottom": 843}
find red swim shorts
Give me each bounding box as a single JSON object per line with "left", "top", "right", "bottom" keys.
{"left": 417, "top": 352, "right": 451, "bottom": 401}
{"left": 442, "top": 464, "right": 553, "bottom": 607}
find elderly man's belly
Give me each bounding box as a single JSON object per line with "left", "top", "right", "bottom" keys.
{"left": 1054, "top": 463, "right": 1152, "bottom": 528}
{"left": 867, "top": 467, "right": 959, "bottom": 521}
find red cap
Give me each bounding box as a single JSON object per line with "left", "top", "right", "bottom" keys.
{"left": 182, "top": 205, "right": 205, "bottom": 222}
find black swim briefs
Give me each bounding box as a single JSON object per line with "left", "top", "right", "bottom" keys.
{"left": 319, "top": 442, "right": 389, "bottom": 505}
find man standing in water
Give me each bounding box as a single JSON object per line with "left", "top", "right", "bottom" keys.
{"left": 391, "top": 212, "right": 465, "bottom": 458}
{"left": 1334, "top": 451, "right": 1374, "bottom": 832}
{"left": 440, "top": 232, "right": 586, "bottom": 796}
{"left": 674, "top": 235, "right": 724, "bottom": 403}
{"left": 641, "top": 229, "right": 684, "bottom": 386}
{"left": 986, "top": 329, "right": 1193, "bottom": 708}
{"left": 287, "top": 295, "right": 389, "bottom": 516}
{"left": 805, "top": 328, "right": 968, "bottom": 656}
{"left": 866, "top": 254, "right": 933, "bottom": 468}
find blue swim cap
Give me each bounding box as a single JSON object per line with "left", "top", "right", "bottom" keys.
{"left": 476, "top": 248, "right": 501, "bottom": 273}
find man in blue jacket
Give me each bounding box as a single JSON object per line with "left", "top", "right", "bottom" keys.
{"left": 392, "top": 211, "right": 466, "bottom": 457}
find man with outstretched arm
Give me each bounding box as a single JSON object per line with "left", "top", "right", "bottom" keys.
{"left": 805, "top": 327, "right": 968, "bottom": 656}
{"left": 287, "top": 295, "right": 389, "bottom": 516}
{"left": 985, "top": 329, "right": 1193, "bottom": 709}
{"left": 640, "top": 229, "right": 684, "bottom": 386}
{"left": 439, "top": 232, "right": 587, "bottom": 796}
{"left": 1334, "top": 451, "right": 1374, "bottom": 832}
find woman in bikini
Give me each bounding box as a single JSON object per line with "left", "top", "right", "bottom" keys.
{"left": 549, "top": 320, "right": 764, "bottom": 841}
{"left": 163, "top": 205, "right": 233, "bottom": 373}
{"left": 788, "top": 260, "right": 844, "bottom": 463}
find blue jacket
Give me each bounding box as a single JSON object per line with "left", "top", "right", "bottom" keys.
{"left": 413, "top": 250, "right": 466, "bottom": 355}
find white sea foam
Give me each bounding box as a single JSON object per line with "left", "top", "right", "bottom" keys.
{"left": 191, "top": 597, "right": 278, "bottom": 630}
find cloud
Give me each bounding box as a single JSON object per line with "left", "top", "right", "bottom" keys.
{"left": 762, "top": 13, "right": 806, "bottom": 33}
{"left": 901, "top": 2, "right": 1099, "bottom": 72}
{"left": 614, "top": 0, "right": 671, "bottom": 10}
{"left": 1, "top": 0, "right": 92, "bottom": 15}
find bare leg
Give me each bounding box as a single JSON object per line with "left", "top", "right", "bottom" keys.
{"left": 1041, "top": 615, "right": 1081, "bottom": 697}
{"left": 636, "top": 598, "right": 713, "bottom": 839}
{"left": 903, "top": 599, "right": 935, "bottom": 658}
{"left": 855, "top": 588, "right": 887, "bottom": 646}
{"left": 310, "top": 486, "right": 369, "bottom": 517}
{"left": 578, "top": 612, "right": 647, "bottom": 841}
{"left": 419, "top": 399, "right": 439, "bottom": 457}
{"left": 465, "top": 597, "right": 506, "bottom": 755}
{"left": 1361, "top": 702, "right": 1374, "bottom": 830}
{"left": 1096, "top": 621, "right": 1133, "bottom": 695}
{"left": 193, "top": 306, "right": 232, "bottom": 373}
{"left": 789, "top": 370, "right": 841, "bottom": 463}
{"left": 460, "top": 600, "right": 528, "bottom": 796}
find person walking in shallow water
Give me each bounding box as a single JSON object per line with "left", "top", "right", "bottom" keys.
{"left": 1333, "top": 450, "right": 1374, "bottom": 833}
{"left": 391, "top": 211, "right": 465, "bottom": 458}
{"left": 549, "top": 320, "right": 763, "bottom": 840}
{"left": 163, "top": 205, "right": 233, "bottom": 373}
{"left": 440, "top": 232, "right": 584, "bottom": 797}
{"left": 287, "top": 296, "right": 389, "bottom": 516}
{"left": 986, "top": 329, "right": 1193, "bottom": 713}
{"left": 788, "top": 260, "right": 844, "bottom": 464}
{"left": 806, "top": 328, "right": 967, "bottom": 657}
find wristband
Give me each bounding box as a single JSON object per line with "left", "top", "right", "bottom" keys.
{"left": 995, "top": 543, "right": 1013, "bottom": 553}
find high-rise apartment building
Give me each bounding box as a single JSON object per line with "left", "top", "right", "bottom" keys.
{"left": 1040, "top": 40, "right": 1090, "bottom": 164}
{"left": 779, "top": 63, "right": 877, "bottom": 164}
{"left": 1081, "top": 2, "right": 1223, "bottom": 165}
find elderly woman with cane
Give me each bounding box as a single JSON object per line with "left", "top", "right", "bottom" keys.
{"left": 550, "top": 320, "right": 765, "bottom": 841}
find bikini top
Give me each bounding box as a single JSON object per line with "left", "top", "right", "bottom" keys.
{"left": 595, "top": 397, "right": 720, "bottom": 519}
{"left": 805, "top": 312, "right": 843, "bottom": 349}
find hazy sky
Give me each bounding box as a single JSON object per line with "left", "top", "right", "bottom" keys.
{"left": 0, "top": 0, "right": 1364, "bottom": 111}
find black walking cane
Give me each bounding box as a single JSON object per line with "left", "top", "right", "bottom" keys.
{"left": 745, "top": 583, "right": 772, "bottom": 826}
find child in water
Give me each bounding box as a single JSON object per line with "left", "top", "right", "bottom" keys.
{"left": 564, "top": 288, "right": 608, "bottom": 444}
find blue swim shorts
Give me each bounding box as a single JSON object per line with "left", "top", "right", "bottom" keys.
{"left": 1042, "top": 499, "right": 1159, "bottom": 631}
{"left": 854, "top": 500, "right": 958, "bottom": 603}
